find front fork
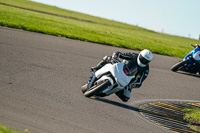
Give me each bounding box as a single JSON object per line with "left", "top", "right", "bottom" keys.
{"left": 88, "top": 74, "right": 96, "bottom": 88}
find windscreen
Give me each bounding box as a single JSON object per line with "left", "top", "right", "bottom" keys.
{"left": 123, "top": 60, "right": 138, "bottom": 76}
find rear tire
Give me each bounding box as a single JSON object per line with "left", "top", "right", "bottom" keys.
{"left": 171, "top": 60, "right": 189, "bottom": 72}
{"left": 84, "top": 80, "right": 111, "bottom": 98}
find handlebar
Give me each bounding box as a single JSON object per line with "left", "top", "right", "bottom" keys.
{"left": 191, "top": 44, "right": 200, "bottom": 48}
{"left": 191, "top": 44, "right": 196, "bottom": 48}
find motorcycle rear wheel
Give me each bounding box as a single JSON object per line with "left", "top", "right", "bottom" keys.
{"left": 171, "top": 59, "right": 189, "bottom": 72}
{"left": 84, "top": 80, "right": 111, "bottom": 98}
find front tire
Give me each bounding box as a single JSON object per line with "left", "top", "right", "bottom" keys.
{"left": 171, "top": 59, "right": 189, "bottom": 72}
{"left": 84, "top": 80, "right": 111, "bottom": 98}
{"left": 81, "top": 84, "right": 88, "bottom": 93}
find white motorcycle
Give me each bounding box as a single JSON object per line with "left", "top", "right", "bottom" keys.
{"left": 81, "top": 60, "right": 138, "bottom": 98}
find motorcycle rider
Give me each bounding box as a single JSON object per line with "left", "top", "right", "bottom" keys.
{"left": 90, "top": 49, "right": 153, "bottom": 102}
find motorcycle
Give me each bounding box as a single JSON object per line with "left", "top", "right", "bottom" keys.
{"left": 81, "top": 59, "right": 138, "bottom": 98}
{"left": 171, "top": 44, "right": 200, "bottom": 74}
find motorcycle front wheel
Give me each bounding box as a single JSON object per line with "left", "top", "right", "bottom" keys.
{"left": 171, "top": 59, "right": 189, "bottom": 72}
{"left": 84, "top": 79, "right": 111, "bottom": 98}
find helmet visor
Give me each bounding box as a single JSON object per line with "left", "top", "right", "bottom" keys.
{"left": 123, "top": 61, "right": 138, "bottom": 76}
{"left": 139, "top": 54, "right": 150, "bottom": 65}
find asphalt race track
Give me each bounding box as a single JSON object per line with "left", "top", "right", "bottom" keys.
{"left": 0, "top": 27, "right": 199, "bottom": 133}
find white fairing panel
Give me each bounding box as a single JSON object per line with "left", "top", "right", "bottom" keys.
{"left": 94, "top": 61, "right": 135, "bottom": 95}
{"left": 193, "top": 51, "right": 200, "bottom": 61}
{"left": 110, "top": 61, "right": 135, "bottom": 87}
{"left": 94, "top": 61, "right": 135, "bottom": 88}
{"left": 95, "top": 64, "right": 113, "bottom": 78}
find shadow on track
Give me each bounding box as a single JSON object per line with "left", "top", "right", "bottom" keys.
{"left": 91, "top": 97, "right": 140, "bottom": 112}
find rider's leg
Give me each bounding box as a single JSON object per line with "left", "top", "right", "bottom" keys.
{"left": 115, "top": 89, "right": 131, "bottom": 102}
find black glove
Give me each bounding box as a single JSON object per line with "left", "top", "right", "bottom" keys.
{"left": 112, "top": 51, "right": 121, "bottom": 59}
{"left": 129, "top": 84, "right": 136, "bottom": 90}
{"left": 103, "top": 55, "right": 112, "bottom": 62}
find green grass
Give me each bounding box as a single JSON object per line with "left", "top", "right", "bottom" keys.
{"left": 0, "top": 0, "right": 199, "bottom": 58}
{"left": 0, "top": 125, "right": 23, "bottom": 133}
{"left": 183, "top": 108, "right": 200, "bottom": 132}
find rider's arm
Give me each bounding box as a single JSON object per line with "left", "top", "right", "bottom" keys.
{"left": 112, "top": 51, "right": 136, "bottom": 60}
{"left": 128, "top": 67, "right": 149, "bottom": 89}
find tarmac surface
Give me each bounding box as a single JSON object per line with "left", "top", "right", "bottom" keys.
{"left": 0, "top": 27, "right": 200, "bottom": 133}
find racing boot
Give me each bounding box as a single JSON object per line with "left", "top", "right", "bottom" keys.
{"left": 115, "top": 87, "right": 131, "bottom": 102}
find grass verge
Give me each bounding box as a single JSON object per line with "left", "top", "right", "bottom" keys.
{"left": 0, "top": 125, "right": 24, "bottom": 133}
{"left": 0, "top": 0, "right": 199, "bottom": 58}
{"left": 183, "top": 108, "right": 200, "bottom": 132}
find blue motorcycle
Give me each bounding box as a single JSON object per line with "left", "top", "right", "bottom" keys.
{"left": 171, "top": 44, "right": 200, "bottom": 74}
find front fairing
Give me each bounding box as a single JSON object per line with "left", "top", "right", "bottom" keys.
{"left": 184, "top": 48, "right": 200, "bottom": 64}
{"left": 192, "top": 48, "right": 200, "bottom": 64}
{"left": 184, "top": 50, "right": 193, "bottom": 60}
{"left": 110, "top": 61, "right": 135, "bottom": 87}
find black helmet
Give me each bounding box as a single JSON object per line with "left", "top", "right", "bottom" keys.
{"left": 123, "top": 60, "right": 138, "bottom": 76}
